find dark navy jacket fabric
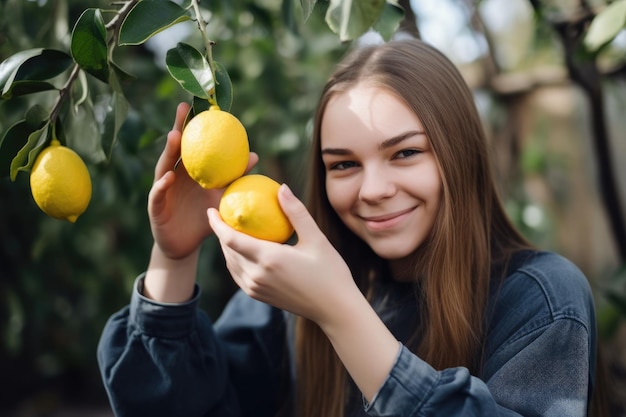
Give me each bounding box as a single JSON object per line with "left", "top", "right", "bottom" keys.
{"left": 97, "top": 251, "right": 597, "bottom": 416}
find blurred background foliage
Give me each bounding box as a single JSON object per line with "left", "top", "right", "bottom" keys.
{"left": 1, "top": 0, "right": 625, "bottom": 415}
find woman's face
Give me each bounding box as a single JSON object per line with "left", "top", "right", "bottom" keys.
{"left": 321, "top": 84, "right": 442, "bottom": 261}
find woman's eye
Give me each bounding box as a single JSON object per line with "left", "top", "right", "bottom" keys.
{"left": 395, "top": 149, "right": 421, "bottom": 159}
{"left": 329, "top": 161, "right": 357, "bottom": 171}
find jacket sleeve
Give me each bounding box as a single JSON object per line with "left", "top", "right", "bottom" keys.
{"left": 97, "top": 275, "right": 288, "bottom": 417}
{"left": 365, "top": 317, "right": 590, "bottom": 416}
{"left": 366, "top": 252, "right": 595, "bottom": 417}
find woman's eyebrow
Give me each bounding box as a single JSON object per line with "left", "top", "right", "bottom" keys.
{"left": 321, "top": 130, "right": 426, "bottom": 156}
{"left": 378, "top": 130, "right": 425, "bottom": 151}
{"left": 321, "top": 147, "right": 352, "bottom": 156}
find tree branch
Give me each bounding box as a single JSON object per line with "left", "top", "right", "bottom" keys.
{"left": 529, "top": 0, "right": 626, "bottom": 262}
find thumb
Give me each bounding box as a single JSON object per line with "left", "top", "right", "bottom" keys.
{"left": 278, "top": 184, "right": 321, "bottom": 242}
{"left": 148, "top": 171, "right": 175, "bottom": 221}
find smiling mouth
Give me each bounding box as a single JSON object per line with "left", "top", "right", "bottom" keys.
{"left": 359, "top": 207, "right": 416, "bottom": 231}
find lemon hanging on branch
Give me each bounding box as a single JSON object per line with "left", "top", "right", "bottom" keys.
{"left": 180, "top": 105, "right": 249, "bottom": 189}
{"left": 219, "top": 174, "right": 294, "bottom": 243}
{"left": 29, "top": 139, "right": 92, "bottom": 223}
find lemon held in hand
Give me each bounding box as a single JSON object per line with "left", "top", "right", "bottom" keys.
{"left": 219, "top": 174, "right": 294, "bottom": 243}
{"left": 29, "top": 139, "right": 92, "bottom": 223}
{"left": 181, "top": 106, "right": 250, "bottom": 189}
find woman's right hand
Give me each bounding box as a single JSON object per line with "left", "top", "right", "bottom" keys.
{"left": 148, "top": 102, "right": 258, "bottom": 260}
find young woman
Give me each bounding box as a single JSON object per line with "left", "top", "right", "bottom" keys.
{"left": 97, "top": 39, "right": 600, "bottom": 416}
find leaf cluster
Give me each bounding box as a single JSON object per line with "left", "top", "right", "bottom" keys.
{"left": 0, "top": 0, "right": 404, "bottom": 184}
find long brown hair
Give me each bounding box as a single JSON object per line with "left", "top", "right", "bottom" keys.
{"left": 295, "top": 39, "right": 532, "bottom": 417}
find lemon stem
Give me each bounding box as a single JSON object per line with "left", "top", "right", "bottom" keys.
{"left": 190, "top": 0, "right": 218, "bottom": 107}
{"left": 49, "top": 63, "right": 81, "bottom": 125}
{"left": 105, "top": 0, "right": 140, "bottom": 61}
{"left": 50, "top": 122, "right": 61, "bottom": 147}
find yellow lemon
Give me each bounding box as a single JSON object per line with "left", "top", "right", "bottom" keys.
{"left": 219, "top": 174, "right": 294, "bottom": 243}
{"left": 30, "top": 139, "right": 92, "bottom": 223}
{"left": 181, "top": 106, "right": 249, "bottom": 189}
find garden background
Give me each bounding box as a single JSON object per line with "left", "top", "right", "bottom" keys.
{"left": 1, "top": 0, "right": 626, "bottom": 415}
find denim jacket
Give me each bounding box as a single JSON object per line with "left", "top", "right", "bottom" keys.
{"left": 97, "top": 251, "right": 597, "bottom": 416}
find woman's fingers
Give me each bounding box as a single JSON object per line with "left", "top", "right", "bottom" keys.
{"left": 173, "top": 102, "right": 191, "bottom": 132}
{"left": 153, "top": 102, "right": 191, "bottom": 180}
{"left": 278, "top": 184, "right": 321, "bottom": 244}
{"left": 148, "top": 170, "right": 175, "bottom": 219}
{"left": 207, "top": 207, "right": 260, "bottom": 285}
{"left": 154, "top": 130, "right": 182, "bottom": 180}
{"left": 244, "top": 152, "right": 260, "bottom": 174}
{"left": 207, "top": 208, "right": 262, "bottom": 253}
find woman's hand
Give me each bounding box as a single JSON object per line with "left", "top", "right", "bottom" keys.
{"left": 149, "top": 102, "right": 258, "bottom": 260}
{"left": 207, "top": 183, "right": 359, "bottom": 325}
{"left": 144, "top": 102, "right": 258, "bottom": 302}
{"left": 208, "top": 184, "right": 400, "bottom": 400}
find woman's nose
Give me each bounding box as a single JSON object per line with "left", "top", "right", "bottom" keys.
{"left": 358, "top": 167, "right": 396, "bottom": 203}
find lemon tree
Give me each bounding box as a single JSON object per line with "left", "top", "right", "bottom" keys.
{"left": 0, "top": 0, "right": 403, "bottom": 221}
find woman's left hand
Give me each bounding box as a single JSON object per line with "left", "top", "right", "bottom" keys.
{"left": 207, "top": 184, "right": 360, "bottom": 326}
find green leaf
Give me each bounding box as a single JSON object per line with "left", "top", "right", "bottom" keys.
{"left": 301, "top": 0, "right": 318, "bottom": 21}
{"left": 0, "top": 49, "right": 43, "bottom": 90}
{"left": 373, "top": 2, "right": 404, "bottom": 41}
{"left": 0, "top": 120, "right": 33, "bottom": 178}
{"left": 71, "top": 8, "right": 109, "bottom": 83}
{"left": 110, "top": 60, "right": 137, "bottom": 85}
{"left": 2, "top": 81, "right": 56, "bottom": 100}
{"left": 325, "top": 0, "right": 386, "bottom": 42}
{"left": 166, "top": 43, "right": 214, "bottom": 99}
{"left": 2, "top": 107, "right": 52, "bottom": 177}
{"left": 584, "top": 0, "right": 626, "bottom": 52}
{"left": 214, "top": 61, "right": 233, "bottom": 112}
{"left": 65, "top": 101, "right": 106, "bottom": 164}
{"left": 187, "top": 61, "right": 232, "bottom": 112}
{"left": 12, "top": 50, "right": 72, "bottom": 82}
{"left": 72, "top": 69, "right": 89, "bottom": 110}
{"left": 192, "top": 96, "right": 210, "bottom": 116}
{"left": 101, "top": 72, "right": 129, "bottom": 160}
{"left": 0, "top": 49, "right": 72, "bottom": 96}
{"left": 282, "top": 0, "right": 299, "bottom": 35}
{"left": 54, "top": 118, "right": 69, "bottom": 145}
{"left": 119, "top": 0, "right": 192, "bottom": 46}
{"left": 10, "top": 122, "right": 50, "bottom": 181}
{"left": 24, "top": 104, "right": 49, "bottom": 128}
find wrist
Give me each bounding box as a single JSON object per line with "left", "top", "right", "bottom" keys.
{"left": 316, "top": 289, "right": 372, "bottom": 337}
{"left": 143, "top": 243, "right": 199, "bottom": 303}
{"left": 316, "top": 289, "right": 399, "bottom": 402}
